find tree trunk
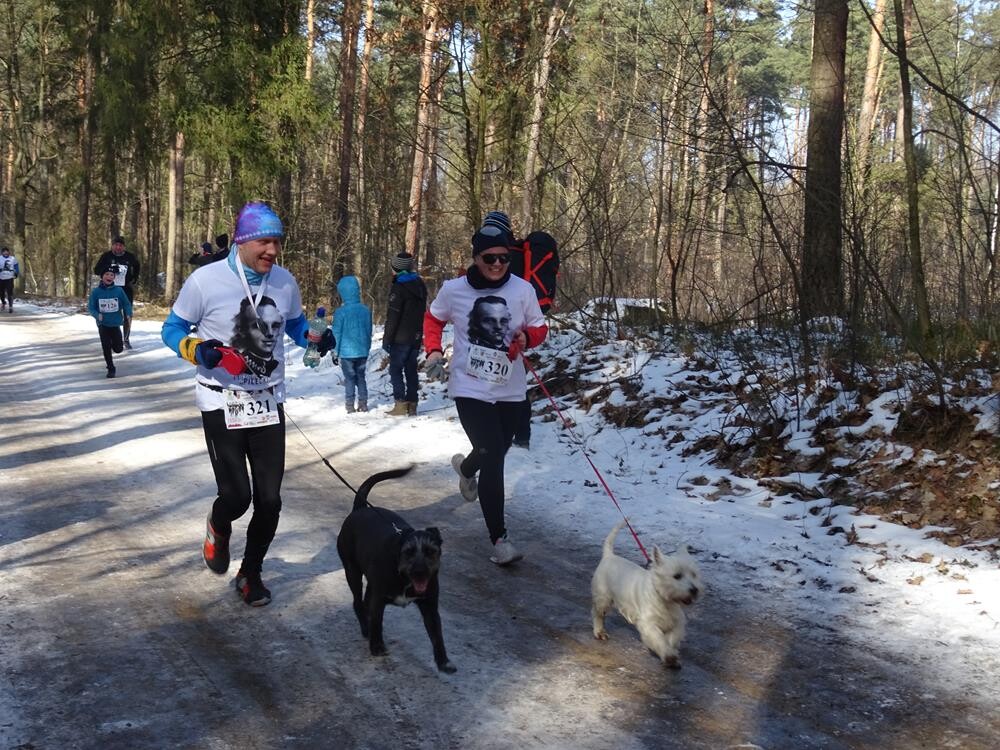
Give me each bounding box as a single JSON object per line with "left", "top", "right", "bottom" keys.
{"left": 421, "top": 55, "right": 447, "bottom": 273}
{"left": 204, "top": 162, "right": 216, "bottom": 241}
{"left": 695, "top": 0, "right": 718, "bottom": 286}
{"left": 990, "top": 165, "right": 999, "bottom": 303}
{"left": 305, "top": 0, "right": 316, "bottom": 81}
{"left": 76, "top": 50, "right": 95, "bottom": 297}
{"left": 333, "top": 0, "right": 361, "bottom": 278}
{"left": 165, "top": 130, "right": 185, "bottom": 299}
{"left": 520, "top": 1, "right": 563, "bottom": 232}
{"left": 355, "top": 0, "right": 375, "bottom": 243}
{"left": 893, "top": 0, "right": 931, "bottom": 341}
{"left": 404, "top": 0, "right": 438, "bottom": 257}
{"left": 800, "top": 0, "right": 848, "bottom": 320}
{"left": 4, "top": 139, "right": 13, "bottom": 228}
{"left": 856, "top": 0, "right": 886, "bottom": 187}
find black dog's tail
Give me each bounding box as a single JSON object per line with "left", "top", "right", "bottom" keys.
{"left": 353, "top": 465, "right": 415, "bottom": 511}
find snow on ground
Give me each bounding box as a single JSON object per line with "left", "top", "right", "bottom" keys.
{"left": 8, "top": 299, "right": 1000, "bottom": 688}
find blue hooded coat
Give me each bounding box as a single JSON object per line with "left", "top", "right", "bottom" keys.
{"left": 332, "top": 275, "right": 373, "bottom": 359}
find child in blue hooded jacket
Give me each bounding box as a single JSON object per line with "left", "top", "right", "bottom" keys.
{"left": 88, "top": 265, "right": 133, "bottom": 378}
{"left": 332, "top": 275, "right": 373, "bottom": 412}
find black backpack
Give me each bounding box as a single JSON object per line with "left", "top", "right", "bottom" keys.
{"left": 510, "top": 231, "right": 559, "bottom": 313}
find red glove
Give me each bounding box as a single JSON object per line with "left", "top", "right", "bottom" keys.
{"left": 216, "top": 346, "right": 247, "bottom": 376}
{"left": 507, "top": 337, "right": 523, "bottom": 362}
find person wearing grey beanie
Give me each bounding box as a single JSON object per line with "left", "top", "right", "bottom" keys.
{"left": 390, "top": 251, "right": 416, "bottom": 273}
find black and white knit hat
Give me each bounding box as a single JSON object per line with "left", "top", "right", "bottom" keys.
{"left": 391, "top": 252, "right": 415, "bottom": 272}
{"left": 483, "top": 210, "right": 513, "bottom": 237}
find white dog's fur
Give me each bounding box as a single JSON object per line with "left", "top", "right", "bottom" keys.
{"left": 591, "top": 521, "right": 702, "bottom": 668}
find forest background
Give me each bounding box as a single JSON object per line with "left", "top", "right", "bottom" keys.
{"left": 0, "top": 0, "right": 998, "bottom": 366}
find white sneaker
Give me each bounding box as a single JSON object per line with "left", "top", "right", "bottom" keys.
{"left": 451, "top": 454, "right": 478, "bottom": 502}
{"left": 490, "top": 535, "right": 523, "bottom": 566}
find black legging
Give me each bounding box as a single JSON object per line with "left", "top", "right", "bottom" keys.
{"left": 98, "top": 325, "right": 123, "bottom": 368}
{"left": 122, "top": 285, "right": 134, "bottom": 341}
{"left": 513, "top": 398, "right": 531, "bottom": 444}
{"left": 201, "top": 405, "right": 285, "bottom": 574}
{"left": 0, "top": 278, "right": 13, "bottom": 306}
{"left": 455, "top": 397, "right": 521, "bottom": 543}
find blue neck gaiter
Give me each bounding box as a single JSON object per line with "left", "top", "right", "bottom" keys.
{"left": 227, "top": 245, "right": 265, "bottom": 286}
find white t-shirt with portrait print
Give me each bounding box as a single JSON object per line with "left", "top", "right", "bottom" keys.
{"left": 0, "top": 253, "right": 17, "bottom": 280}
{"left": 429, "top": 273, "right": 545, "bottom": 403}
{"left": 171, "top": 258, "right": 304, "bottom": 412}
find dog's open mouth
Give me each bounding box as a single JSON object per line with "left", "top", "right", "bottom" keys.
{"left": 410, "top": 577, "right": 429, "bottom": 595}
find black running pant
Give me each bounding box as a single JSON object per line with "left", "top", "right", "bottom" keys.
{"left": 201, "top": 406, "right": 285, "bottom": 574}
{"left": 513, "top": 398, "right": 531, "bottom": 445}
{"left": 0, "top": 278, "right": 13, "bottom": 306}
{"left": 122, "top": 285, "right": 134, "bottom": 341}
{"left": 455, "top": 397, "right": 521, "bottom": 543}
{"left": 98, "top": 325, "right": 123, "bottom": 368}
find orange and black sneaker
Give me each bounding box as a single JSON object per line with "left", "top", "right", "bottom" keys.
{"left": 235, "top": 569, "right": 271, "bottom": 607}
{"left": 202, "top": 512, "right": 230, "bottom": 574}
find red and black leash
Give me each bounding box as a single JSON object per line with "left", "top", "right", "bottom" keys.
{"left": 520, "top": 354, "right": 651, "bottom": 564}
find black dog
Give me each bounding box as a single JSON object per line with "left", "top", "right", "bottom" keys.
{"left": 337, "top": 466, "right": 456, "bottom": 673}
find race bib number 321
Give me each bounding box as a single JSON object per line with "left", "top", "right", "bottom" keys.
{"left": 224, "top": 389, "right": 280, "bottom": 430}
{"left": 465, "top": 344, "right": 512, "bottom": 385}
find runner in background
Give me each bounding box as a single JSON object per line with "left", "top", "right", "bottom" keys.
{"left": 0, "top": 246, "right": 18, "bottom": 312}
{"left": 93, "top": 236, "right": 141, "bottom": 348}
{"left": 87, "top": 265, "right": 132, "bottom": 378}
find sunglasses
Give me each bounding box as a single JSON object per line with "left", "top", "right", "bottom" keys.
{"left": 480, "top": 253, "right": 510, "bottom": 266}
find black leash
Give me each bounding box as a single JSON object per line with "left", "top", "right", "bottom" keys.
{"left": 284, "top": 408, "right": 357, "bottom": 494}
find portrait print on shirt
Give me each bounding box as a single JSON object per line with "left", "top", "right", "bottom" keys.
{"left": 231, "top": 296, "right": 284, "bottom": 379}
{"left": 467, "top": 295, "right": 511, "bottom": 351}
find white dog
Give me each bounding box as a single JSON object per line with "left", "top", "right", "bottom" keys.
{"left": 591, "top": 521, "right": 702, "bottom": 668}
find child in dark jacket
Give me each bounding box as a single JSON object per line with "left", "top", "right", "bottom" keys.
{"left": 88, "top": 266, "right": 133, "bottom": 378}
{"left": 332, "top": 275, "right": 373, "bottom": 412}
{"left": 382, "top": 252, "right": 428, "bottom": 416}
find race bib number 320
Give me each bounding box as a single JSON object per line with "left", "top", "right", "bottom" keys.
{"left": 224, "top": 389, "right": 280, "bottom": 430}
{"left": 465, "top": 343, "right": 512, "bottom": 385}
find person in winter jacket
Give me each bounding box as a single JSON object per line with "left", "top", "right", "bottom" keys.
{"left": 332, "top": 275, "right": 373, "bottom": 413}
{"left": 0, "top": 246, "right": 18, "bottom": 312}
{"left": 88, "top": 266, "right": 133, "bottom": 378}
{"left": 189, "top": 241, "right": 225, "bottom": 268}
{"left": 93, "top": 236, "right": 141, "bottom": 348}
{"left": 382, "top": 252, "right": 428, "bottom": 416}
{"left": 423, "top": 224, "right": 548, "bottom": 566}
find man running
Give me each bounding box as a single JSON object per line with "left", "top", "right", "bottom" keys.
{"left": 160, "top": 202, "right": 332, "bottom": 606}
{"left": 93, "top": 236, "right": 141, "bottom": 348}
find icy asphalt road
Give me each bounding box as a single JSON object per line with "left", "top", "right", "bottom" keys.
{"left": 1, "top": 309, "right": 997, "bottom": 750}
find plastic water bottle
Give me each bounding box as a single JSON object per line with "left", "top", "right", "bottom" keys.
{"left": 302, "top": 306, "right": 327, "bottom": 368}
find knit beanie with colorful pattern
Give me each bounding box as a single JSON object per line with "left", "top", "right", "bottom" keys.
{"left": 233, "top": 202, "right": 285, "bottom": 244}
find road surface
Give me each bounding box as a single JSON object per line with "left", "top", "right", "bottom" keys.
{"left": 1, "top": 308, "right": 997, "bottom": 749}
